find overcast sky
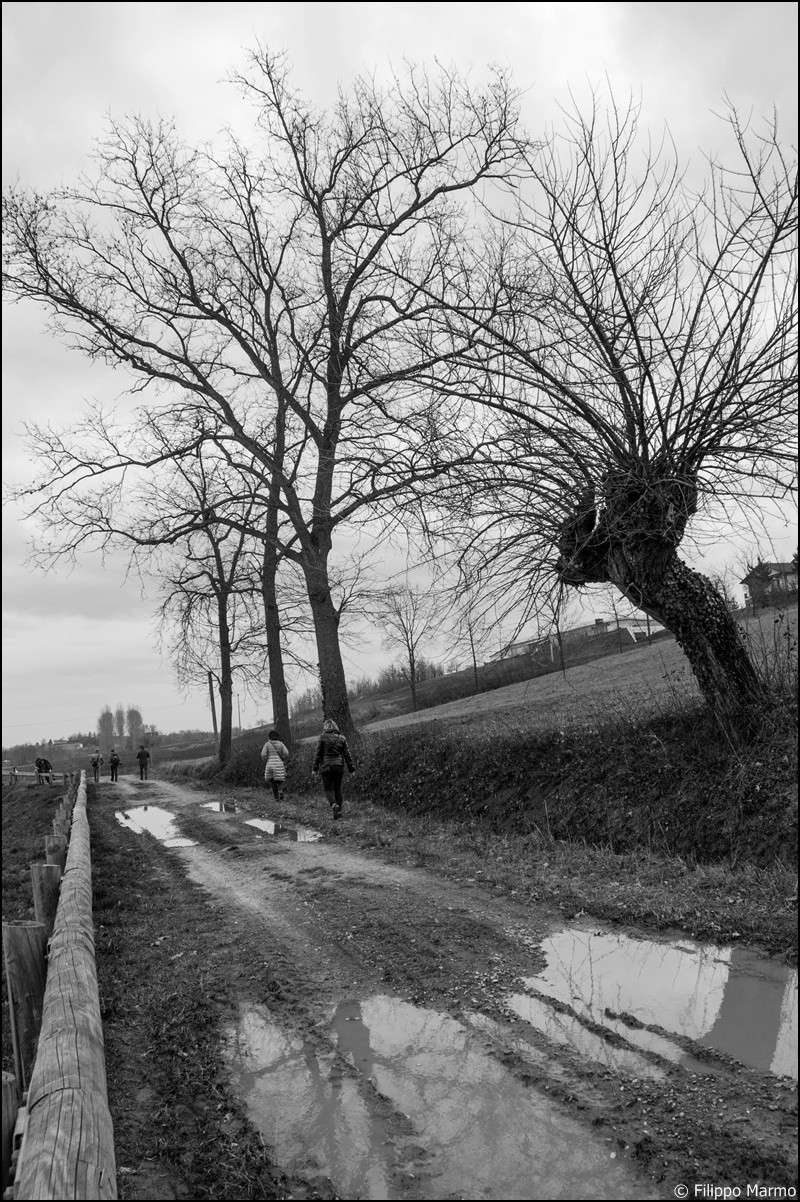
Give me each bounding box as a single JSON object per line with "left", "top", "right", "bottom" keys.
{"left": 2, "top": 2, "right": 797, "bottom": 746}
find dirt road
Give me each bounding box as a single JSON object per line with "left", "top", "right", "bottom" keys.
{"left": 106, "top": 776, "right": 797, "bottom": 1200}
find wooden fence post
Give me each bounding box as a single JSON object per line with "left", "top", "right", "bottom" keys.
{"left": 30, "top": 864, "right": 62, "bottom": 940}
{"left": 44, "top": 835, "right": 67, "bottom": 874}
{"left": 1, "top": 1071, "right": 18, "bottom": 1193}
{"left": 2, "top": 922, "right": 48, "bottom": 1094}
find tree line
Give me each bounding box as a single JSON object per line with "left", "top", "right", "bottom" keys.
{"left": 95, "top": 704, "right": 151, "bottom": 751}
{"left": 4, "top": 50, "right": 796, "bottom": 762}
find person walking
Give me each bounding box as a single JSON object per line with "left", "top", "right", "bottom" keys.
{"left": 35, "top": 756, "right": 45, "bottom": 784}
{"left": 312, "top": 719, "right": 355, "bottom": 820}
{"left": 260, "top": 729, "right": 290, "bottom": 803}
{"left": 40, "top": 757, "right": 53, "bottom": 784}
{"left": 90, "top": 749, "right": 103, "bottom": 783}
{"left": 109, "top": 749, "right": 121, "bottom": 782}
{"left": 135, "top": 745, "right": 150, "bottom": 780}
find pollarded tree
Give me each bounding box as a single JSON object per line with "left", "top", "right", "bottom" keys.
{"left": 447, "top": 95, "right": 797, "bottom": 723}
{"left": 3, "top": 50, "right": 525, "bottom": 744}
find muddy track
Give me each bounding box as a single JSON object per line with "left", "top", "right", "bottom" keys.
{"left": 108, "top": 778, "right": 797, "bottom": 1200}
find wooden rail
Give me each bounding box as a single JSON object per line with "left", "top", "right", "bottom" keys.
{"left": 11, "top": 772, "right": 117, "bottom": 1200}
{"left": 2, "top": 773, "right": 71, "bottom": 786}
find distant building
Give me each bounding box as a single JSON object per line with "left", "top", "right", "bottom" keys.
{"left": 490, "top": 614, "right": 664, "bottom": 662}
{"left": 740, "top": 561, "right": 798, "bottom": 609}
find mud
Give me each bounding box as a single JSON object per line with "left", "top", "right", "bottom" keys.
{"left": 106, "top": 778, "right": 798, "bottom": 1198}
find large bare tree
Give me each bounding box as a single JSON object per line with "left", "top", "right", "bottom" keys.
{"left": 443, "top": 96, "right": 797, "bottom": 723}
{"left": 3, "top": 51, "right": 525, "bottom": 743}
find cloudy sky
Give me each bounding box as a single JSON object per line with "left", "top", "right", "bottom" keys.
{"left": 2, "top": 2, "right": 797, "bottom": 746}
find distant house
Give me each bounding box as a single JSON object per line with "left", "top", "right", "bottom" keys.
{"left": 740, "top": 561, "right": 798, "bottom": 609}
{"left": 490, "top": 613, "right": 664, "bottom": 662}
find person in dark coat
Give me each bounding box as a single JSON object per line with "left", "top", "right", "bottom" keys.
{"left": 40, "top": 757, "right": 53, "bottom": 784}
{"left": 90, "top": 750, "right": 103, "bottom": 783}
{"left": 35, "top": 756, "right": 45, "bottom": 784}
{"left": 109, "top": 749, "right": 121, "bottom": 782}
{"left": 136, "top": 745, "right": 150, "bottom": 780}
{"left": 312, "top": 719, "right": 355, "bottom": 820}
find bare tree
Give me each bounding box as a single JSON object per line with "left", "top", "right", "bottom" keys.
{"left": 444, "top": 94, "right": 797, "bottom": 723}
{"left": 125, "top": 706, "right": 144, "bottom": 750}
{"left": 374, "top": 587, "right": 445, "bottom": 711}
{"left": 444, "top": 581, "right": 498, "bottom": 693}
{"left": 113, "top": 705, "right": 125, "bottom": 741}
{"left": 97, "top": 707, "right": 114, "bottom": 748}
{"left": 3, "top": 52, "right": 526, "bottom": 744}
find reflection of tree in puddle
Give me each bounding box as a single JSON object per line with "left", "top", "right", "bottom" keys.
{"left": 227, "top": 997, "right": 656, "bottom": 1200}
{"left": 519, "top": 929, "right": 797, "bottom": 1079}
{"left": 337, "top": 997, "right": 654, "bottom": 1200}
{"left": 505, "top": 991, "right": 666, "bottom": 1079}
{"left": 226, "top": 1006, "right": 395, "bottom": 1199}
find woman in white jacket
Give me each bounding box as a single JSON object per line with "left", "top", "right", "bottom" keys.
{"left": 260, "top": 729, "right": 290, "bottom": 802}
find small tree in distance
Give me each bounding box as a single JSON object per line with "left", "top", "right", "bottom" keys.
{"left": 374, "top": 588, "right": 445, "bottom": 712}
{"left": 97, "top": 707, "right": 114, "bottom": 749}
{"left": 113, "top": 705, "right": 125, "bottom": 742}
{"left": 126, "top": 706, "right": 144, "bottom": 751}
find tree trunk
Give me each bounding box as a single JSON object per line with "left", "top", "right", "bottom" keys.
{"left": 556, "top": 471, "right": 767, "bottom": 725}
{"left": 468, "top": 623, "right": 479, "bottom": 693}
{"left": 216, "top": 592, "right": 234, "bottom": 766}
{"left": 261, "top": 541, "right": 291, "bottom": 746}
{"left": 303, "top": 556, "right": 359, "bottom": 745}
{"left": 614, "top": 555, "right": 765, "bottom": 723}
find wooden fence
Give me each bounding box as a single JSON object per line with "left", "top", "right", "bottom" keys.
{"left": 2, "top": 772, "right": 72, "bottom": 787}
{"left": 2, "top": 772, "right": 116, "bottom": 1199}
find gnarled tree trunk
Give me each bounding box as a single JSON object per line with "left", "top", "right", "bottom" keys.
{"left": 556, "top": 467, "right": 766, "bottom": 723}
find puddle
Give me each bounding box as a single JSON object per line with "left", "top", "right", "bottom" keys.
{"left": 245, "top": 818, "right": 322, "bottom": 842}
{"left": 512, "top": 926, "right": 797, "bottom": 1080}
{"left": 201, "top": 801, "right": 238, "bottom": 813}
{"left": 115, "top": 806, "right": 197, "bottom": 848}
{"left": 226, "top": 996, "right": 657, "bottom": 1200}
{"left": 506, "top": 991, "right": 665, "bottom": 1080}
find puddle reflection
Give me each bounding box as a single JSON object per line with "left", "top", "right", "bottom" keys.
{"left": 201, "top": 801, "right": 238, "bottom": 813}
{"left": 115, "top": 806, "right": 197, "bottom": 848}
{"left": 245, "top": 818, "right": 322, "bottom": 842}
{"left": 226, "top": 996, "right": 656, "bottom": 1200}
{"left": 505, "top": 991, "right": 665, "bottom": 1080}
{"left": 515, "top": 927, "right": 797, "bottom": 1080}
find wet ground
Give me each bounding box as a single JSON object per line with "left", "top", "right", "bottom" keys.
{"left": 108, "top": 777, "right": 797, "bottom": 1199}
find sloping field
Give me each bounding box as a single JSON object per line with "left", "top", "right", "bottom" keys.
{"left": 360, "top": 604, "right": 797, "bottom": 737}
{"left": 361, "top": 636, "right": 697, "bottom": 736}
{"left": 159, "top": 605, "right": 796, "bottom": 766}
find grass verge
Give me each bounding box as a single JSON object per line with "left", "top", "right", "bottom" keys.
{"left": 1, "top": 779, "right": 67, "bottom": 1075}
